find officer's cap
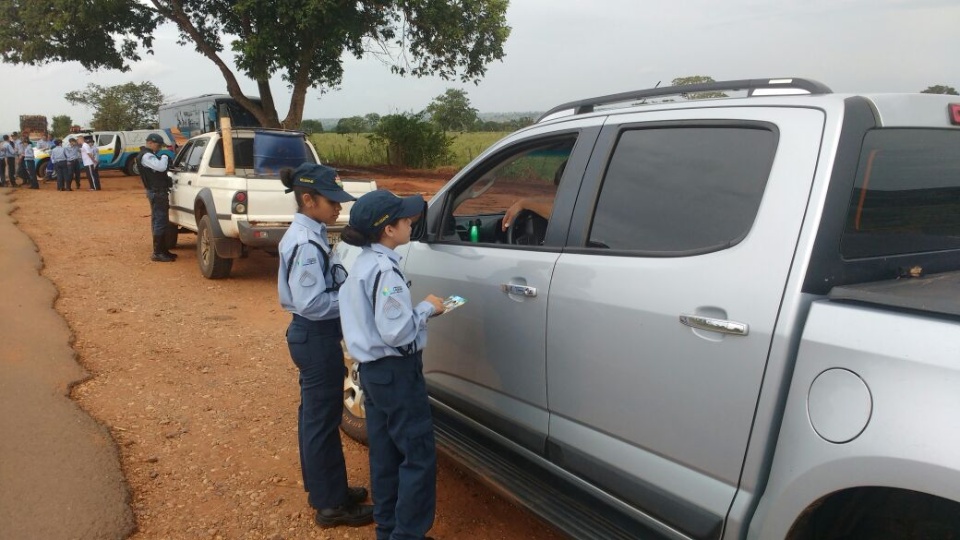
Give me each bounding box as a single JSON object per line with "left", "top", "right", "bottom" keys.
{"left": 145, "top": 133, "right": 164, "bottom": 144}
{"left": 349, "top": 189, "right": 425, "bottom": 235}
{"left": 288, "top": 163, "right": 356, "bottom": 203}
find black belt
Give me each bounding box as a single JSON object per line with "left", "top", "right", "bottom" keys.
{"left": 291, "top": 314, "right": 341, "bottom": 329}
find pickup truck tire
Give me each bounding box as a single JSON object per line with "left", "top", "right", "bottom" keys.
{"left": 197, "top": 215, "right": 233, "bottom": 279}
{"left": 340, "top": 357, "right": 368, "bottom": 444}
{"left": 163, "top": 223, "right": 179, "bottom": 250}
{"left": 125, "top": 157, "right": 139, "bottom": 177}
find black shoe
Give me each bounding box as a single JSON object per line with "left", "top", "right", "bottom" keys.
{"left": 346, "top": 486, "right": 368, "bottom": 505}
{"left": 151, "top": 252, "right": 175, "bottom": 262}
{"left": 315, "top": 503, "right": 374, "bottom": 528}
{"left": 163, "top": 251, "right": 179, "bottom": 260}
{"left": 308, "top": 486, "right": 368, "bottom": 509}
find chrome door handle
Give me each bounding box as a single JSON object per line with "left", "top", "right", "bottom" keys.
{"left": 501, "top": 283, "right": 537, "bottom": 297}
{"left": 679, "top": 314, "right": 749, "bottom": 336}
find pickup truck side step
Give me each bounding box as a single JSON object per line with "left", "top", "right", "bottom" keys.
{"left": 432, "top": 404, "right": 675, "bottom": 540}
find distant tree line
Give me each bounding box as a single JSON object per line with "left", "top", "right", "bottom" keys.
{"left": 327, "top": 89, "right": 535, "bottom": 136}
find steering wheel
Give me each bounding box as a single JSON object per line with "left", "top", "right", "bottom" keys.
{"left": 507, "top": 209, "right": 549, "bottom": 245}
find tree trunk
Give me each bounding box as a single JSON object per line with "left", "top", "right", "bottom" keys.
{"left": 281, "top": 47, "right": 317, "bottom": 130}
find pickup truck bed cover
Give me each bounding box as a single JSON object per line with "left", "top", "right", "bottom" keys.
{"left": 829, "top": 270, "right": 960, "bottom": 318}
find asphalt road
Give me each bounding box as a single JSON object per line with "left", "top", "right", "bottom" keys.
{"left": 0, "top": 188, "right": 134, "bottom": 540}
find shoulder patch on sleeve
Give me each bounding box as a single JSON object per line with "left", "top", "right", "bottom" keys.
{"left": 299, "top": 271, "right": 317, "bottom": 288}
{"left": 383, "top": 296, "right": 403, "bottom": 319}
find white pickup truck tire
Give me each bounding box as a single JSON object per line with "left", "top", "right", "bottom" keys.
{"left": 197, "top": 215, "right": 233, "bottom": 279}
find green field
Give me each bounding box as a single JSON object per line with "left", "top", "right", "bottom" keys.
{"left": 310, "top": 132, "right": 510, "bottom": 170}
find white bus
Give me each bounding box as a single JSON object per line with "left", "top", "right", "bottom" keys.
{"left": 158, "top": 94, "right": 262, "bottom": 147}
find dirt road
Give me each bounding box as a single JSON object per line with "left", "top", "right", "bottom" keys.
{"left": 10, "top": 171, "right": 563, "bottom": 540}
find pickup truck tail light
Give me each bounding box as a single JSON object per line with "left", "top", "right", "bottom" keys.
{"left": 950, "top": 104, "right": 960, "bottom": 125}
{"left": 232, "top": 191, "right": 247, "bottom": 214}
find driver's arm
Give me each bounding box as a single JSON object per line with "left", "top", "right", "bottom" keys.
{"left": 502, "top": 196, "right": 555, "bottom": 231}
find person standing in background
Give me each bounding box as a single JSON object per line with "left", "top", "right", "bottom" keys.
{"left": 137, "top": 133, "right": 176, "bottom": 262}
{"left": 81, "top": 136, "right": 101, "bottom": 190}
{"left": 64, "top": 138, "right": 82, "bottom": 190}
{"left": 0, "top": 135, "right": 16, "bottom": 187}
{"left": 18, "top": 134, "right": 38, "bottom": 189}
{"left": 36, "top": 133, "right": 52, "bottom": 151}
{"left": 50, "top": 140, "right": 71, "bottom": 191}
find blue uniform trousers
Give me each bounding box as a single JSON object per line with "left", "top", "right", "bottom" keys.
{"left": 286, "top": 315, "right": 350, "bottom": 509}
{"left": 54, "top": 161, "right": 72, "bottom": 191}
{"left": 145, "top": 189, "right": 169, "bottom": 236}
{"left": 360, "top": 351, "right": 436, "bottom": 540}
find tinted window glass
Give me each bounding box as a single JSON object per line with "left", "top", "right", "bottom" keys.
{"left": 589, "top": 126, "right": 777, "bottom": 254}
{"left": 841, "top": 129, "right": 960, "bottom": 259}
{"left": 209, "top": 138, "right": 316, "bottom": 169}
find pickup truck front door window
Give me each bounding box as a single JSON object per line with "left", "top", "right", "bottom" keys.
{"left": 169, "top": 137, "right": 208, "bottom": 226}
{"left": 547, "top": 110, "right": 826, "bottom": 538}
{"left": 404, "top": 133, "right": 585, "bottom": 454}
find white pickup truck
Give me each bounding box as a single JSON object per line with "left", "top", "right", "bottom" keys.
{"left": 166, "top": 128, "right": 375, "bottom": 278}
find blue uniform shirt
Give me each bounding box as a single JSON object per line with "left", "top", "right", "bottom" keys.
{"left": 278, "top": 213, "right": 342, "bottom": 321}
{"left": 50, "top": 146, "right": 67, "bottom": 163}
{"left": 64, "top": 143, "right": 81, "bottom": 161}
{"left": 340, "top": 244, "right": 436, "bottom": 363}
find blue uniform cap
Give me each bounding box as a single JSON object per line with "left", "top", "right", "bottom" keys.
{"left": 349, "top": 189, "right": 425, "bottom": 235}
{"left": 288, "top": 163, "right": 356, "bottom": 203}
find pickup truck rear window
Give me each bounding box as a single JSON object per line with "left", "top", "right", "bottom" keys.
{"left": 841, "top": 129, "right": 960, "bottom": 259}
{"left": 589, "top": 126, "right": 777, "bottom": 254}
{"left": 208, "top": 139, "right": 318, "bottom": 170}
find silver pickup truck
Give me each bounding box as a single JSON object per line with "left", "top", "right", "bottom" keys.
{"left": 167, "top": 128, "right": 375, "bottom": 278}
{"left": 336, "top": 78, "right": 960, "bottom": 539}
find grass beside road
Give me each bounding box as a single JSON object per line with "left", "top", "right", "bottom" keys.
{"left": 311, "top": 131, "right": 510, "bottom": 170}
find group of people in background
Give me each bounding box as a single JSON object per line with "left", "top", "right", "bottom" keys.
{"left": 0, "top": 131, "right": 101, "bottom": 191}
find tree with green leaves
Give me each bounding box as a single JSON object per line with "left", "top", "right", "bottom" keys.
{"left": 65, "top": 82, "right": 164, "bottom": 130}
{"left": 921, "top": 85, "right": 959, "bottom": 95}
{"left": 426, "top": 88, "right": 479, "bottom": 132}
{"left": 51, "top": 115, "right": 73, "bottom": 138}
{"left": 0, "top": 0, "right": 511, "bottom": 129}
{"left": 336, "top": 116, "right": 368, "bottom": 135}
{"left": 364, "top": 113, "right": 382, "bottom": 131}
{"left": 300, "top": 119, "right": 324, "bottom": 135}
{"left": 369, "top": 112, "right": 451, "bottom": 168}
{"left": 672, "top": 75, "right": 728, "bottom": 100}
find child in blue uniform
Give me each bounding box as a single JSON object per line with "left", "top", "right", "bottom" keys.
{"left": 277, "top": 163, "right": 373, "bottom": 528}
{"left": 339, "top": 190, "right": 445, "bottom": 540}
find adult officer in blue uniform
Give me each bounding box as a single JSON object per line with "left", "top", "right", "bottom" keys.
{"left": 339, "top": 190, "right": 445, "bottom": 540}
{"left": 137, "top": 133, "right": 176, "bottom": 262}
{"left": 277, "top": 163, "right": 374, "bottom": 528}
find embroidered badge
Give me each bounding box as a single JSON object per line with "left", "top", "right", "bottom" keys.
{"left": 384, "top": 296, "right": 403, "bottom": 319}
{"left": 301, "top": 257, "right": 317, "bottom": 266}
{"left": 299, "top": 272, "right": 317, "bottom": 287}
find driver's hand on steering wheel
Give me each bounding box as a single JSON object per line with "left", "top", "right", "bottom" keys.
{"left": 502, "top": 199, "right": 526, "bottom": 231}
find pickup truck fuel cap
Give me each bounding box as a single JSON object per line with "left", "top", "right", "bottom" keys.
{"left": 808, "top": 368, "right": 873, "bottom": 444}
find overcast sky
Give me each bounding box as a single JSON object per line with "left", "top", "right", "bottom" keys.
{"left": 2, "top": 0, "right": 958, "bottom": 131}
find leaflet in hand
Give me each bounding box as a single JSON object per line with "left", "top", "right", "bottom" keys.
{"left": 441, "top": 295, "right": 466, "bottom": 314}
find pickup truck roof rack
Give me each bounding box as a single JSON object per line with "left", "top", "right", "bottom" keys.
{"left": 536, "top": 77, "right": 833, "bottom": 122}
